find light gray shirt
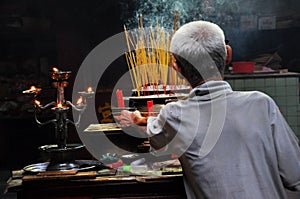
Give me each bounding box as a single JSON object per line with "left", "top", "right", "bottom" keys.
{"left": 147, "top": 80, "right": 300, "bottom": 199}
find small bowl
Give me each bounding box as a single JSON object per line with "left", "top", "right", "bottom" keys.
{"left": 39, "top": 144, "right": 84, "bottom": 164}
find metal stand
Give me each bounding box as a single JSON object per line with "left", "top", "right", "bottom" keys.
{"left": 23, "top": 68, "right": 93, "bottom": 171}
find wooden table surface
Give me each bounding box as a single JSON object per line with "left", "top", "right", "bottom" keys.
{"left": 8, "top": 168, "right": 187, "bottom": 199}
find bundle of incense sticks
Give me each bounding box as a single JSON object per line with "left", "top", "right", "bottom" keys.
{"left": 124, "top": 13, "right": 187, "bottom": 97}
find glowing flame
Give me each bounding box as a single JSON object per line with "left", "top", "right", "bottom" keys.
{"left": 34, "top": 100, "right": 40, "bottom": 106}
{"left": 57, "top": 103, "right": 63, "bottom": 108}
{"left": 30, "top": 86, "right": 37, "bottom": 91}
{"left": 23, "top": 85, "right": 41, "bottom": 94}
{"left": 87, "top": 87, "right": 93, "bottom": 93}
{"left": 77, "top": 96, "right": 83, "bottom": 105}
{"left": 53, "top": 67, "right": 59, "bottom": 72}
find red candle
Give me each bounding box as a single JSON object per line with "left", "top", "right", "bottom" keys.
{"left": 147, "top": 100, "right": 154, "bottom": 113}
{"left": 163, "top": 85, "right": 166, "bottom": 95}
{"left": 116, "top": 89, "right": 125, "bottom": 108}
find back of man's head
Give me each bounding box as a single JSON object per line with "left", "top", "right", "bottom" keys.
{"left": 170, "top": 21, "right": 226, "bottom": 87}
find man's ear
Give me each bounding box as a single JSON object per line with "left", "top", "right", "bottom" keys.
{"left": 172, "top": 61, "right": 182, "bottom": 73}
{"left": 225, "top": 45, "right": 232, "bottom": 65}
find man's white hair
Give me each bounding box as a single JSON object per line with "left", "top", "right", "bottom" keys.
{"left": 170, "top": 20, "right": 226, "bottom": 61}
{"left": 170, "top": 21, "right": 226, "bottom": 83}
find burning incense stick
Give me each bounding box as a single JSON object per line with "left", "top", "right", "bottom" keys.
{"left": 124, "top": 12, "right": 186, "bottom": 94}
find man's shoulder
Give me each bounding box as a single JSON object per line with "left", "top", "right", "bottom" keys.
{"left": 234, "top": 90, "right": 271, "bottom": 98}
{"left": 232, "top": 90, "right": 275, "bottom": 105}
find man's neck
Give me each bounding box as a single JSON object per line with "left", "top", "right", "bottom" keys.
{"left": 193, "top": 76, "right": 224, "bottom": 88}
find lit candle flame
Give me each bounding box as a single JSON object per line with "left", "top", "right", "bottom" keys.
{"left": 76, "top": 96, "right": 83, "bottom": 105}
{"left": 23, "top": 85, "right": 41, "bottom": 94}
{"left": 57, "top": 103, "right": 63, "bottom": 108}
{"left": 87, "top": 87, "right": 93, "bottom": 93}
{"left": 30, "top": 86, "right": 37, "bottom": 91}
{"left": 53, "top": 67, "right": 59, "bottom": 72}
{"left": 34, "top": 100, "right": 40, "bottom": 106}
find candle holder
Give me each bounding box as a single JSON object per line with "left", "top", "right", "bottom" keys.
{"left": 23, "top": 68, "right": 94, "bottom": 171}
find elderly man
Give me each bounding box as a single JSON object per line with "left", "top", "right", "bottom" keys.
{"left": 118, "top": 20, "right": 300, "bottom": 199}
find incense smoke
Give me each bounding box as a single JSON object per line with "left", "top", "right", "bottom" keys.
{"left": 119, "top": 0, "right": 300, "bottom": 61}
{"left": 119, "top": 0, "right": 250, "bottom": 29}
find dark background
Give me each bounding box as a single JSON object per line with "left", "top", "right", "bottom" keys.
{"left": 0, "top": 0, "right": 299, "bottom": 170}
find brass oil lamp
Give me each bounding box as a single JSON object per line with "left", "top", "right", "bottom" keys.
{"left": 23, "top": 67, "right": 93, "bottom": 171}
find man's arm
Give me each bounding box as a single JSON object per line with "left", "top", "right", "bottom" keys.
{"left": 271, "top": 105, "right": 300, "bottom": 191}
{"left": 117, "top": 108, "right": 175, "bottom": 154}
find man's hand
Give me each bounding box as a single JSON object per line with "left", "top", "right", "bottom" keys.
{"left": 131, "top": 110, "right": 147, "bottom": 125}
{"left": 114, "top": 110, "right": 147, "bottom": 127}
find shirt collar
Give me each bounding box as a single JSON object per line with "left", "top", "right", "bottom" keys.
{"left": 188, "top": 80, "right": 232, "bottom": 100}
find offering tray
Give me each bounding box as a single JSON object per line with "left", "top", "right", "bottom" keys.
{"left": 23, "top": 160, "right": 107, "bottom": 173}
{"left": 127, "top": 93, "right": 188, "bottom": 111}
{"left": 132, "top": 85, "right": 190, "bottom": 92}
{"left": 84, "top": 123, "right": 122, "bottom": 132}
{"left": 131, "top": 85, "right": 190, "bottom": 97}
